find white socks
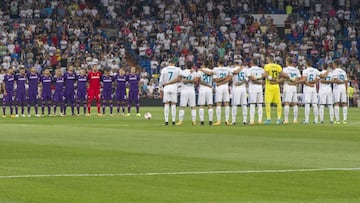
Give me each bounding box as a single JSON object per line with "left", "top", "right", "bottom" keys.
{"left": 171, "top": 104, "right": 176, "bottom": 122}
{"left": 284, "top": 105, "right": 289, "bottom": 122}
{"left": 232, "top": 106, "right": 237, "bottom": 123}
{"left": 208, "top": 108, "right": 213, "bottom": 122}
{"left": 250, "top": 104, "right": 255, "bottom": 123}
{"left": 304, "top": 104, "right": 310, "bottom": 123}
{"left": 164, "top": 104, "right": 169, "bottom": 122}
{"left": 179, "top": 109, "right": 185, "bottom": 122}
{"left": 216, "top": 106, "right": 221, "bottom": 122}
{"left": 199, "top": 108, "right": 204, "bottom": 122}
{"left": 191, "top": 109, "right": 196, "bottom": 122}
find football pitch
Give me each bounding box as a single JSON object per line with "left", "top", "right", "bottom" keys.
{"left": 0, "top": 107, "right": 360, "bottom": 202}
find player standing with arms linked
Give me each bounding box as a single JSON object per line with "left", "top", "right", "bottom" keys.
{"left": 176, "top": 61, "right": 199, "bottom": 125}
{"left": 230, "top": 61, "right": 248, "bottom": 125}
{"left": 101, "top": 69, "right": 114, "bottom": 116}
{"left": 53, "top": 69, "right": 65, "bottom": 116}
{"left": 40, "top": 68, "right": 53, "bottom": 116}
{"left": 27, "top": 67, "right": 40, "bottom": 117}
{"left": 159, "top": 59, "right": 182, "bottom": 125}
{"left": 87, "top": 64, "right": 102, "bottom": 116}
{"left": 115, "top": 68, "right": 127, "bottom": 116}
{"left": 63, "top": 66, "right": 77, "bottom": 116}
{"left": 263, "top": 57, "right": 287, "bottom": 124}
{"left": 197, "top": 60, "right": 214, "bottom": 125}
{"left": 76, "top": 69, "right": 88, "bottom": 116}
{"left": 212, "top": 58, "right": 232, "bottom": 126}
{"left": 126, "top": 66, "right": 141, "bottom": 116}
{"left": 15, "top": 67, "right": 27, "bottom": 117}
{"left": 318, "top": 63, "right": 335, "bottom": 124}
{"left": 300, "top": 60, "right": 320, "bottom": 124}
{"left": 2, "top": 67, "right": 15, "bottom": 118}
{"left": 282, "top": 57, "right": 301, "bottom": 124}
{"left": 248, "top": 58, "right": 265, "bottom": 125}
{"left": 332, "top": 59, "right": 348, "bottom": 124}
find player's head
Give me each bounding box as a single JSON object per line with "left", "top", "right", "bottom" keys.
{"left": 7, "top": 67, "right": 13, "bottom": 74}
{"left": 44, "top": 68, "right": 50, "bottom": 76}
{"left": 92, "top": 64, "right": 98, "bottom": 72}
{"left": 30, "top": 67, "right": 36, "bottom": 73}
{"left": 168, "top": 58, "right": 176, "bottom": 66}
{"left": 55, "top": 69, "right": 62, "bottom": 76}
{"left": 186, "top": 61, "right": 193, "bottom": 70}
{"left": 266, "top": 56, "right": 274, "bottom": 63}
{"left": 233, "top": 61, "right": 240, "bottom": 68}
{"left": 332, "top": 59, "right": 340, "bottom": 68}
{"left": 306, "top": 59, "right": 313, "bottom": 68}
{"left": 67, "top": 66, "right": 74, "bottom": 73}
{"left": 119, "top": 68, "right": 125, "bottom": 76}
{"left": 203, "top": 60, "right": 212, "bottom": 69}
{"left": 285, "top": 57, "right": 293, "bottom": 66}
{"left": 80, "top": 68, "right": 86, "bottom": 76}
{"left": 19, "top": 67, "right": 25, "bottom": 75}
{"left": 130, "top": 66, "right": 136, "bottom": 74}
{"left": 218, "top": 58, "right": 225, "bottom": 66}
{"left": 104, "top": 68, "right": 111, "bottom": 76}
{"left": 250, "top": 58, "right": 259, "bottom": 66}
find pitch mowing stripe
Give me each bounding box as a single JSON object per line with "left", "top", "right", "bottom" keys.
{"left": 0, "top": 168, "right": 360, "bottom": 179}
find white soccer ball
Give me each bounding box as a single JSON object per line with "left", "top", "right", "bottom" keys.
{"left": 144, "top": 112, "right": 152, "bottom": 119}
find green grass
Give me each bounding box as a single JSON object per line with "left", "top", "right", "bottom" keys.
{"left": 0, "top": 107, "right": 360, "bottom": 202}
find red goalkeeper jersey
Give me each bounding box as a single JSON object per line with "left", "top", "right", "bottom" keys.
{"left": 88, "top": 71, "right": 102, "bottom": 89}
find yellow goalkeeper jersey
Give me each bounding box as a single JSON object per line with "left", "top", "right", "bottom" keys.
{"left": 264, "top": 63, "right": 282, "bottom": 89}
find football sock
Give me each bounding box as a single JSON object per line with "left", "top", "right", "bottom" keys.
{"left": 343, "top": 106, "right": 347, "bottom": 121}
{"left": 171, "top": 104, "right": 176, "bottom": 122}
{"left": 328, "top": 105, "right": 334, "bottom": 122}
{"left": 304, "top": 104, "right": 310, "bottom": 122}
{"left": 319, "top": 105, "right": 324, "bottom": 122}
{"left": 208, "top": 108, "right": 213, "bottom": 122}
{"left": 199, "top": 108, "right": 204, "bottom": 122}
{"left": 216, "top": 106, "right": 221, "bottom": 122}
{"left": 250, "top": 104, "right": 255, "bottom": 123}
{"left": 293, "top": 105, "right": 298, "bottom": 121}
{"left": 179, "top": 109, "right": 184, "bottom": 122}
{"left": 232, "top": 106, "right": 237, "bottom": 123}
{"left": 242, "top": 105, "right": 247, "bottom": 122}
{"left": 191, "top": 109, "right": 196, "bottom": 122}
{"left": 225, "top": 105, "right": 230, "bottom": 122}
{"left": 284, "top": 105, "right": 289, "bottom": 122}
{"left": 334, "top": 105, "right": 340, "bottom": 121}
{"left": 164, "top": 104, "right": 169, "bottom": 122}
{"left": 257, "top": 104, "right": 263, "bottom": 122}
{"left": 313, "top": 104, "right": 319, "bottom": 123}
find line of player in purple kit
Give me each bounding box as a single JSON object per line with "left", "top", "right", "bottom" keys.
{"left": 1, "top": 66, "right": 141, "bottom": 118}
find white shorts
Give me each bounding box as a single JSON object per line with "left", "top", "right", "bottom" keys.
{"left": 231, "top": 86, "right": 247, "bottom": 106}
{"left": 249, "top": 91, "right": 263, "bottom": 104}
{"left": 303, "top": 87, "right": 318, "bottom": 104}
{"left": 319, "top": 91, "right": 333, "bottom": 105}
{"left": 333, "top": 88, "right": 347, "bottom": 103}
{"left": 179, "top": 89, "right": 196, "bottom": 107}
{"left": 283, "top": 90, "right": 298, "bottom": 103}
{"left": 215, "top": 85, "right": 230, "bottom": 103}
{"left": 163, "top": 85, "right": 178, "bottom": 103}
{"left": 198, "top": 86, "right": 213, "bottom": 106}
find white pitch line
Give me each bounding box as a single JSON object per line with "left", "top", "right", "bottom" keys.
{"left": 1, "top": 167, "right": 360, "bottom": 179}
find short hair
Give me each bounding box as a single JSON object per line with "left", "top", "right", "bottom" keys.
{"left": 218, "top": 58, "right": 225, "bottom": 65}
{"left": 286, "top": 57, "right": 293, "bottom": 65}
{"left": 251, "top": 58, "right": 258, "bottom": 66}
{"left": 186, "top": 61, "right": 193, "bottom": 69}
{"left": 306, "top": 59, "right": 313, "bottom": 67}
{"left": 333, "top": 59, "right": 340, "bottom": 67}
{"left": 203, "top": 60, "right": 210, "bottom": 67}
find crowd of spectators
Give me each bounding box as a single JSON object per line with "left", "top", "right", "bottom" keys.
{"left": 0, "top": 0, "right": 360, "bottom": 104}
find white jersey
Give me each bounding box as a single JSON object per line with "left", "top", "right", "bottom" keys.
{"left": 198, "top": 68, "right": 213, "bottom": 106}
{"left": 231, "top": 67, "right": 248, "bottom": 88}
{"left": 180, "top": 69, "right": 198, "bottom": 91}
{"left": 302, "top": 67, "right": 320, "bottom": 90}
{"left": 159, "top": 65, "right": 182, "bottom": 88}
{"left": 302, "top": 67, "right": 320, "bottom": 104}
{"left": 213, "top": 66, "right": 231, "bottom": 87}
{"left": 247, "top": 66, "right": 264, "bottom": 93}
{"left": 282, "top": 66, "right": 301, "bottom": 92}
{"left": 332, "top": 68, "right": 347, "bottom": 91}
{"left": 159, "top": 65, "right": 182, "bottom": 103}
{"left": 198, "top": 68, "right": 213, "bottom": 89}
{"left": 318, "top": 70, "right": 334, "bottom": 93}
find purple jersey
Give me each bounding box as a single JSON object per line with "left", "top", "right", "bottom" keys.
{"left": 40, "top": 75, "right": 53, "bottom": 99}
{"left": 115, "top": 74, "right": 127, "bottom": 101}
{"left": 15, "top": 74, "right": 27, "bottom": 102}
{"left": 15, "top": 74, "right": 26, "bottom": 92}
{"left": 127, "top": 73, "right": 140, "bottom": 91}
{"left": 54, "top": 76, "right": 65, "bottom": 94}
{"left": 54, "top": 76, "right": 64, "bottom": 102}
{"left": 101, "top": 75, "right": 114, "bottom": 93}
{"left": 27, "top": 73, "right": 40, "bottom": 92}
{"left": 63, "top": 72, "right": 77, "bottom": 92}
{"left": 3, "top": 74, "right": 15, "bottom": 92}
{"left": 77, "top": 75, "right": 87, "bottom": 93}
